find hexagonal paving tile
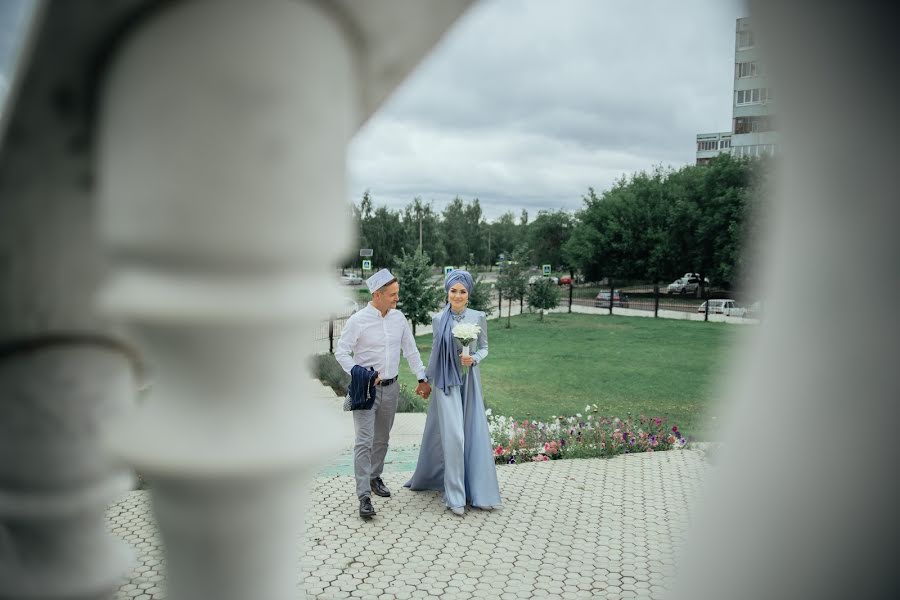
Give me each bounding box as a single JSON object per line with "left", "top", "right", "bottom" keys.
{"left": 106, "top": 450, "right": 709, "bottom": 599}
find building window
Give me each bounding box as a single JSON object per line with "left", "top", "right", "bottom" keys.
{"left": 737, "top": 30, "right": 754, "bottom": 48}
{"left": 719, "top": 139, "right": 731, "bottom": 149}
{"left": 736, "top": 61, "right": 759, "bottom": 78}
{"left": 736, "top": 88, "right": 772, "bottom": 106}
{"left": 734, "top": 116, "right": 775, "bottom": 134}
{"left": 697, "top": 140, "right": 719, "bottom": 152}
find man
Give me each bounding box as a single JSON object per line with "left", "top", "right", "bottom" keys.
{"left": 335, "top": 268, "right": 432, "bottom": 519}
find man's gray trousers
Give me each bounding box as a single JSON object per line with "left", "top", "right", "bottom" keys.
{"left": 353, "top": 381, "right": 399, "bottom": 498}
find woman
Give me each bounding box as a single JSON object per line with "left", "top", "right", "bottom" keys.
{"left": 404, "top": 270, "right": 502, "bottom": 515}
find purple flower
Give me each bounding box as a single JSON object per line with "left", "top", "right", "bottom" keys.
{"left": 560, "top": 439, "right": 566, "bottom": 446}
{"left": 507, "top": 456, "right": 516, "bottom": 464}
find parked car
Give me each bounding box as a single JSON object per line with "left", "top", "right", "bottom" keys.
{"left": 340, "top": 273, "right": 364, "bottom": 286}
{"left": 594, "top": 290, "right": 630, "bottom": 308}
{"left": 697, "top": 299, "right": 746, "bottom": 317}
{"left": 667, "top": 277, "right": 701, "bottom": 295}
{"left": 666, "top": 278, "right": 688, "bottom": 294}
{"left": 745, "top": 300, "right": 763, "bottom": 319}
{"left": 558, "top": 275, "right": 573, "bottom": 285}
{"left": 338, "top": 297, "right": 360, "bottom": 317}
{"left": 528, "top": 275, "right": 558, "bottom": 285}
{"left": 681, "top": 273, "right": 711, "bottom": 284}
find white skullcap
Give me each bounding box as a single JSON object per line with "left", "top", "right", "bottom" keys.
{"left": 366, "top": 268, "right": 396, "bottom": 293}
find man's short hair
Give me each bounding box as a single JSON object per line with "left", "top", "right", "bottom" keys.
{"left": 373, "top": 278, "right": 398, "bottom": 294}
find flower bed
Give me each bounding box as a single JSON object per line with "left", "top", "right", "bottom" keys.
{"left": 487, "top": 405, "right": 687, "bottom": 464}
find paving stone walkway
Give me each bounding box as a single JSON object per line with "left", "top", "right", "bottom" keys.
{"left": 106, "top": 380, "right": 712, "bottom": 599}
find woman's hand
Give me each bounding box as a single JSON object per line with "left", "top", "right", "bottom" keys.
{"left": 460, "top": 354, "right": 475, "bottom": 367}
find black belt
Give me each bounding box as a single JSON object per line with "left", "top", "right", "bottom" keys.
{"left": 377, "top": 376, "right": 398, "bottom": 386}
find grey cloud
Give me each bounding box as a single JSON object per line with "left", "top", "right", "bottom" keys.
{"left": 350, "top": 0, "right": 745, "bottom": 219}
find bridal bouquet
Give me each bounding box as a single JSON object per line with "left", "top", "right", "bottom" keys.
{"left": 452, "top": 323, "right": 481, "bottom": 360}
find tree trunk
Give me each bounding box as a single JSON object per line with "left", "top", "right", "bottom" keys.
{"left": 507, "top": 298, "right": 512, "bottom": 328}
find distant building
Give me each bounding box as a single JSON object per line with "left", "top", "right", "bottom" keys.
{"left": 695, "top": 17, "right": 778, "bottom": 164}
{"left": 696, "top": 132, "right": 731, "bottom": 166}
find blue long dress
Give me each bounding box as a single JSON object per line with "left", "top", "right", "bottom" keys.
{"left": 404, "top": 308, "right": 502, "bottom": 510}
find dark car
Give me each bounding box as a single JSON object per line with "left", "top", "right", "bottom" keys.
{"left": 594, "top": 290, "right": 630, "bottom": 308}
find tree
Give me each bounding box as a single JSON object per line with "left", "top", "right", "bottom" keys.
{"left": 564, "top": 155, "right": 765, "bottom": 290}
{"left": 526, "top": 277, "right": 560, "bottom": 321}
{"left": 467, "top": 273, "right": 494, "bottom": 316}
{"left": 528, "top": 210, "right": 574, "bottom": 272}
{"left": 495, "top": 246, "right": 528, "bottom": 328}
{"left": 394, "top": 250, "right": 441, "bottom": 336}
{"left": 356, "top": 191, "right": 405, "bottom": 270}
{"left": 488, "top": 211, "right": 519, "bottom": 264}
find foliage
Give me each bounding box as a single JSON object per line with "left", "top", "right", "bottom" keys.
{"left": 398, "top": 313, "right": 736, "bottom": 440}
{"left": 394, "top": 249, "right": 442, "bottom": 335}
{"left": 525, "top": 277, "right": 560, "bottom": 320}
{"left": 348, "top": 155, "right": 767, "bottom": 290}
{"left": 398, "top": 382, "right": 428, "bottom": 413}
{"left": 311, "top": 352, "right": 350, "bottom": 396}
{"left": 466, "top": 273, "right": 495, "bottom": 316}
{"left": 527, "top": 209, "right": 574, "bottom": 272}
{"left": 401, "top": 197, "right": 445, "bottom": 266}
{"left": 564, "top": 154, "right": 769, "bottom": 289}
{"left": 488, "top": 410, "right": 687, "bottom": 464}
{"left": 486, "top": 211, "right": 520, "bottom": 264}
{"left": 310, "top": 353, "right": 425, "bottom": 413}
{"left": 495, "top": 246, "right": 529, "bottom": 328}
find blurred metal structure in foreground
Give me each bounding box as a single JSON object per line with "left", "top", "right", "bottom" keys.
{"left": 671, "top": 2, "right": 900, "bottom": 599}
{"left": 0, "top": 1, "right": 470, "bottom": 599}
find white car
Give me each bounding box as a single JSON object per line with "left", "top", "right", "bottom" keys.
{"left": 667, "top": 278, "right": 688, "bottom": 294}
{"left": 338, "top": 298, "right": 359, "bottom": 317}
{"left": 697, "top": 299, "right": 746, "bottom": 317}
{"left": 340, "top": 274, "right": 364, "bottom": 286}
{"left": 528, "top": 275, "right": 558, "bottom": 285}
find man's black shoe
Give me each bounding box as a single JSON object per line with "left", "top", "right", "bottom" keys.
{"left": 359, "top": 496, "right": 376, "bottom": 519}
{"left": 371, "top": 477, "right": 391, "bottom": 498}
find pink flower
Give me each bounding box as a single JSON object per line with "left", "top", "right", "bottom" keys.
{"left": 494, "top": 445, "right": 505, "bottom": 456}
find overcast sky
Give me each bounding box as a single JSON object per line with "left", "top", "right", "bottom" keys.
{"left": 350, "top": 0, "right": 746, "bottom": 220}
{"left": 0, "top": 0, "right": 745, "bottom": 221}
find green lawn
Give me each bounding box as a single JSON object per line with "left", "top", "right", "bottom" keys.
{"left": 399, "top": 312, "right": 744, "bottom": 440}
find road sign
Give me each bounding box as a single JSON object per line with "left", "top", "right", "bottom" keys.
{"left": 362, "top": 260, "right": 372, "bottom": 271}
{"left": 444, "top": 266, "right": 454, "bottom": 276}
{"left": 359, "top": 248, "right": 373, "bottom": 257}
{"left": 542, "top": 264, "right": 551, "bottom": 276}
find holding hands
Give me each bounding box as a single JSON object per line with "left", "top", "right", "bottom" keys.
{"left": 415, "top": 381, "right": 432, "bottom": 399}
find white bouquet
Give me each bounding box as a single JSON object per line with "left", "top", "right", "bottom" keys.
{"left": 452, "top": 323, "right": 482, "bottom": 359}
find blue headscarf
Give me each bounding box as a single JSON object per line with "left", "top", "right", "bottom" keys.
{"left": 428, "top": 269, "right": 475, "bottom": 394}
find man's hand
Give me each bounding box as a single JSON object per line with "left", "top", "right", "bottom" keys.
{"left": 415, "top": 381, "right": 432, "bottom": 400}
{"left": 374, "top": 371, "right": 381, "bottom": 386}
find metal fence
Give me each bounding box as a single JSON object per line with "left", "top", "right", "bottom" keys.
{"left": 317, "top": 282, "right": 759, "bottom": 353}
{"left": 566, "top": 282, "right": 759, "bottom": 320}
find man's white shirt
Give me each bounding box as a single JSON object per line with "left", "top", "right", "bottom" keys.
{"left": 335, "top": 304, "right": 427, "bottom": 380}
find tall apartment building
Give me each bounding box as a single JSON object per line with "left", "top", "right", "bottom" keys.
{"left": 696, "top": 17, "right": 778, "bottom": 165}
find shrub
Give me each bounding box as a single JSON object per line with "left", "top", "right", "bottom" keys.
{"left": 397, "top": 382, "right": 428, "bottom": 413}
{"left": 312, "top": 353, "right": 350, "bottom": 395}
{"left": 312, "top": 353, "right": 426, "bottom": 413}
